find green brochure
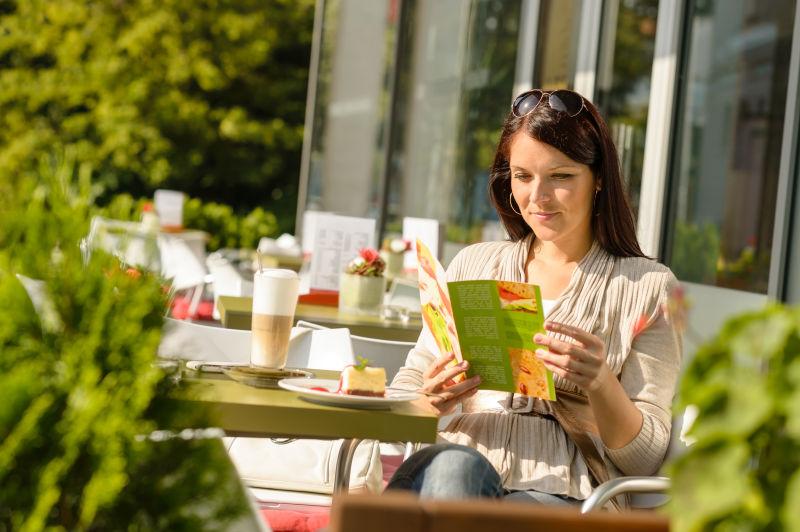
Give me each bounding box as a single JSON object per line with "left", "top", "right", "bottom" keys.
{"left": 416, "top": 240, "right": 556, "bottom": 400}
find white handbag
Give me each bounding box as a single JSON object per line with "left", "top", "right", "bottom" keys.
{"left": 224, "top": 437, "right": 383, "bottom": 494}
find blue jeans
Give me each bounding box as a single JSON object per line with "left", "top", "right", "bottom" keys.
{"left": 385, "top": 443, "right": 579, "bottom": 506}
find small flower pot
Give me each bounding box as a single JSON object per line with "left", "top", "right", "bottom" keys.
{"left": 339, "top": 273, "right": 386, "bottom": 315}
{"left": 381, "top": 250, "right": 405, "bottom": 280}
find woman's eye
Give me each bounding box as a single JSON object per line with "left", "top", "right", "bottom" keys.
{"left": 551, "top": 174, "right": 573, "bottom": 180}
{"left": 512, "top": 174, "right": 530, "bottom": 181}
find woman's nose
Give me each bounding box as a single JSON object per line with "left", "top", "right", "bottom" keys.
{"left": 529, "top": 177, "right": 551, "bottom": 203}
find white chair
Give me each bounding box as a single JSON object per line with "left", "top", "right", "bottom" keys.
{"left": 158, "top": 317, "right": 355, "bottom": 369}
{"left": 206, "top": 253, "right": 254, "bottom": 320}
{"left": 84, "top": 216, "right": 160, "bottom": 270}
{"left": 580, "top": 414, "right": 689, "bottom": 512}
{"left": 295, "top": 320, "right": 415, "bottom": 381}
{"left": 157, "top": 233, "right": 210, "bottom": 318}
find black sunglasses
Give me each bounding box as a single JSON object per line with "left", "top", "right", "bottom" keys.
{"left": 511, "top": 89, "right": 586, "bottom": 118}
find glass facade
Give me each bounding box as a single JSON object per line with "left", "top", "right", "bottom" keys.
{"left": 664, "top": 0, "right": 796, "bottom": 294}
{"left": 304, "top": 0, "right": 397, "bottom": 220}
{"left": 300, "top": 0, "right": 800, "bottom": 301}
{"left": 595, "top": 0, "right": 660, "bottom": 215}
{"left": 532, "top": 0, "right": 583, "bottom": 90}
{"left": 382, "top": 0, "right": 523, "bottom": 260}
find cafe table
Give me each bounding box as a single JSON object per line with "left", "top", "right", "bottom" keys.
{"left": 171, "top": 368, "right": 438, "bottom": 493}
{"left": 217, "top": 295, "right": 422, "bottom": 342}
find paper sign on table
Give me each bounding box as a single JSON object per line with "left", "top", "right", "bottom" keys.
{"left": 416, "top": 240, "right": 555, "bottom": 400}
{"left": 403, "top": 217, "right": 444, "bottom": 270}
{"left": 308, "top": 214, "right": 376, "bottom": 291}
{"left": 154, "top": 189, "right": 185, "bottom": 229}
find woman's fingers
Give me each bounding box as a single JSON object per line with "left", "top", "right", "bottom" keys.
{"left": 543, "top": 321, "right": 603, "bottom": 349}
{"left": 432, "top": 360, "right": 470, "bottom": 388}
{"left": 536, "top": 349, "right": 592, "bottom": 374}
{"left": 430, "top": 379, "right": 480, "bottom": 413}
{"left": 535, "top": 335, "right": 589, "bottom": 361}
{"left": 423, "top": 353, "right": 455, "bottom": 380}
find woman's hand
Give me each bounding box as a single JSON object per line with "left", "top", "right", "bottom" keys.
{"left": 417, "top": 353, "right": 481, "bottom": 416}
{"left": 534, "top": 321, "right": 613, "bottom": 394}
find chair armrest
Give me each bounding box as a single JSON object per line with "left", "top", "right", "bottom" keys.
{"left": 580, "top": 476, "right": 671, "bottom": 513}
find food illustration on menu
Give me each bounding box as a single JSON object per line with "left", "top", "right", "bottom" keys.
{"left": 416, "top": 240, "right": 556, "bottom": 400}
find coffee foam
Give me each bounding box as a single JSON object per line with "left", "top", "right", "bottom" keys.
{"left": 252, "top": 269, "right": 299, "bottom": 315}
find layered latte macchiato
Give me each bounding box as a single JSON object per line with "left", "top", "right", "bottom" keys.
{"left": 251, "top": 269, "right": 299, "bottom": 368}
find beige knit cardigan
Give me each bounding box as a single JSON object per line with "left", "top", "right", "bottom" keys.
{"left": 392, "top": 235, "right": 682, "bottom": 499}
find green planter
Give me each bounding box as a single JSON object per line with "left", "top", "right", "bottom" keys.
{"left": 338, "top": 273, "right": 386, "bottom": 315}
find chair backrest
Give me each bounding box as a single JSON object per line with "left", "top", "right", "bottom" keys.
{"left": 159, "top": 318, "right": 356, "bottom": 370}
{"left": 159, "top": 318, "right": 251, "bottom": 363}
{"left": 85, "top": 215, "right": 160, "bottom": 270}
{"left": 157, "top": 233, "right": 208, "bottom": 291}
{"left": 206, "top": 253, "right": 254, "bottom": 320}
{"left": 329, "top": 492, "right": 669, "bottom": 532}
{"left": 296, "top": 320, "right": 414, "bottom": 380}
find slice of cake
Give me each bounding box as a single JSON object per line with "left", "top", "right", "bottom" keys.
{"left": 339, "top": 365, "right": 386, "bottom": 397}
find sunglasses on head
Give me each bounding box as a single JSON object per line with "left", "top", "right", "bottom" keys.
{"left": 511, "top": 89, "right": 586, "bottom": 118}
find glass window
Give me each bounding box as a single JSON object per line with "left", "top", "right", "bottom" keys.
{"left": 532, "top": 0, "right": 583, "bottom": 90}
{"left": 665, "top": 0, "right": 796, "bottom": 293}
{"left": 305, "top": 0, "right": 396, "bottom": 219}
{"left": 382, "top": 0, "right": 523, "bottom": 261}
{"left": 595, "top": 0, "right": 660, "bottom": 215}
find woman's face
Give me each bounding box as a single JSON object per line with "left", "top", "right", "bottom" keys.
{"left": 508, "top": 133, "right": 597, "bottom": 247}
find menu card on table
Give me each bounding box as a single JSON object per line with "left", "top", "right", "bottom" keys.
{"left": 416, "top": 240, "right": 555, "bottom": 400}
{"left": 402, "top": 217, "right": 444, "bottom": 271}
{"left": 308, "top": 214, "right": 376, "bottom": 291}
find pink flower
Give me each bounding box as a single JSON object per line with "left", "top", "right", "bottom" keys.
{"left": 345, "top": 248, "right": 386, "bottom": 277}
{"left": 360, "top": 248, "right": 380, "bottom": 263}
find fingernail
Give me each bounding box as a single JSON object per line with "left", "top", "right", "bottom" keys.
{"left": 460, "top": 361, "right": 469, "bottom": 368}
{"left": 534, "top": 334, "right": 543, "bottom": 342}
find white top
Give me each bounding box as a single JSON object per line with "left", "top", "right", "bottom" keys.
{"left": 541, "top": 298, "right": 556, "bottom": 318}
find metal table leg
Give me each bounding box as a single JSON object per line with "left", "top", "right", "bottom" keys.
{"left": 333, "top": 438, "right": 363, "bottom": 494}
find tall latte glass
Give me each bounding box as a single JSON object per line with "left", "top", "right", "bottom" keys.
{"left": 251, "top": 268, "right": 299, "bottom": 368}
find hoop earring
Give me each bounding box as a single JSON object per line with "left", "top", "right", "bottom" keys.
{"left": 509, "top": 192, "right": 521, "bottom": 216}
{"left": 593, "top": 189, "right": 600, "bottom": 216}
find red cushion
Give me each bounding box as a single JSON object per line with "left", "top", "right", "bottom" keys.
{"left": 256, "top": 449, "right": 404, "bottom": 530}
{"left": 381, "top": 453, "right": 404, "bottom": 486}
{"left": 170, "top": 295, "right": 214, "bottom": 321}
{"left": 259, "top": 507, "right": 329, "bottom": 532}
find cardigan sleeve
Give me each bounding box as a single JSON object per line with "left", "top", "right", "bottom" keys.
{"left": 603, "top": 273, "right": 683, "bottom": 476}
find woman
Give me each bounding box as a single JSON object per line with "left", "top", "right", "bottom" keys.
{"left": 387, "top": 89, "right": 683, "bottom": 508}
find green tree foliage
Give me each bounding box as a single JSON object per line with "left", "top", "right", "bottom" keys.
{"left": 668, "top": 305, "right": 800, "bottom": 531}
{"left": 0, "top": 154, "right": 248, "bottom": 529}
{"left": 0, "top": 0, "right": 314, "bottom": 232}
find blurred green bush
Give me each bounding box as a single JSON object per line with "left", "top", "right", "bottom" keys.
{"left": 668, "top": 305, "right": 800, "bottom": 531}
{"left": 0, "top": 0, "right": 314, "bottom": 233}
{"left": 0, "top": 154, "right": 249, "bottom": 529}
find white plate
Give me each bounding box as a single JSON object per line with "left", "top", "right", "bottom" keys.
{"left": 278, "top": 378, "right": 420, "bottom": 409}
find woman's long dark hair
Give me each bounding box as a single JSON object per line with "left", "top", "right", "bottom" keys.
{"left": 488, "top": 91, "right": 646, "bottom": 258}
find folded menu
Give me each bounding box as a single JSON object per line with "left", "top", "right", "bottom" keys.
{"left": 416, "top": 240, "right": 555, "bottom": 400}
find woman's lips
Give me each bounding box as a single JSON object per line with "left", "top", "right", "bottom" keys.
{"left": 532, "top": 212, "right": 558, "bottom": 221}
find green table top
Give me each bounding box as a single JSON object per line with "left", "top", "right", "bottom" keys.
{"left": 218, "top": 295, "right": 422, "bottom": 342}
{"left": 174, "top": 369, "right": 438, "bottom": 443}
